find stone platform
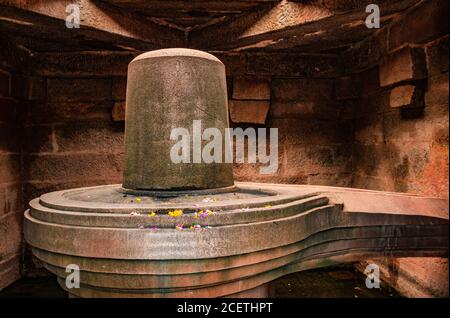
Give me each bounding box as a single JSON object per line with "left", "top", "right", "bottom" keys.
{"left": 24, "top": 182, "right": 448, "bottom": 298}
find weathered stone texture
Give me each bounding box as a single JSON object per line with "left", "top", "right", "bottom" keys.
{"left": 232, "top": 77, "right": 270, "bottom": 100}
{"left": 388, "top": 0, "right": 449, "bottom": 51}
{"left": 246, "top": 53, "right": 340, "bottom": 78}
{"left": 357, "top": 257, "right": 449, "bottom": 298}
{"left": 346, "top": 0, "right": 449, "bottom": 203}
{"left": 389, "top": 85, "right": 424, "bottom": 108}
{"left": 47, "top": 78, "right": 112, "bottom": 102}
{"left": 425, "top": 35, "right": 449, "bottom": 77}
{"left": 0, "top": 59, "right": 25, "bottom": 291}
{"left": 123, "top": 49, "right": 234, "bottom": 190}
{"left": 379, "top": 46, "right": 427, "bottom": 87}
{"left": 229, "top": 100, "right": 270, "bottom": 124}
{"left": 335, "top": 76, "right": 361, "bottom": 100}
{"left": 112, "top": 101, "right": 126, "bottom": 122}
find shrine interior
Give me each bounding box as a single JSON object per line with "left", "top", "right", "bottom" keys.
{"left": 0, "top": 0, "right": 448, "bottom": 298}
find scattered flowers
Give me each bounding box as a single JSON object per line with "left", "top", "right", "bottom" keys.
{"left": 189, "top": 224, "right": 202, "bottom": 231}
{"left": 135, "top": 198, "right": 142, "bottom": 203}
{"left": 264, "top": 204, "right": 272, "bottom": 209}
{"left": 147, "top": 211, "right": 156, "bottom": 217}
{"left": 194, "top": 209, "right": 216, "bottom": 218}
{"left": 168, "top": 209, "right": 184, "bottom": 217}
{"left": 174, "top": 223, "right": 212, "bottom": 231}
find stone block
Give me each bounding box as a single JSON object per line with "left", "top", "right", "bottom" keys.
{"left": 229, "top": 100, "right": 270, "bottom": 124}
{"left": 270, "top": 78, "right": 336, "bottom": 120}
{"left": 357, "top": 257, "right": 449, "bottom": 298}
{"left": 383, "top": 103, "right": 448, "bottom": 144}
{"left": 272, "top": 78, "right": 334, "bottom": 102}
{"left": 54, "top": 122, "right": 124, "bottom": 153}
{"left": 0, "top": 212, "right": 22, "bottom": 257}
{"left": 0, "top": 69, "right": 11, "bottom": 97}
{"left": 28, "top": 76, "right": 46, "bottom": 101}
{"left": 425, "top": 35, "right": 449, "bottom": 77}
{"left": 112, "top": 101, "right": 126, "bottom": 122}
{"left": 0, "top": 257, "right": 20, "bottom": 291}
{"left": 389, "top": 85, "right": 424, "bottom": 108}
{"left": 33, "top": 52, "right": 136, "bottom": 77}
{"left": 246, "top": 53, "right": 339, "bottom": 77}
{"left": 3, "top": 184, "right": 22, "bottom": 215}
{"left": 10, "top": 74, "right": 28, "bottom": 99}
{"left": 232, "top": 78, "right": 270, "bottom": 100}
{"left": 21, "top": 125, "right": 53, "bottom": 153}
{"left": 354, "top": 113, "right": 384, "bottom": 144}
{"left": 335, "top": 76, "right": 361, "bottom": 100}
{"left": 0, "top": 123, "right": 19, "bottom": 153}
{"left": 283, "top": 144, "right": 352, "bottom": 176}
{"left": 27, "top": 101, "right": 113, "bottom": 124}
{"left": 47, "top": 78, "right": 112, "bottom": 102}
{"left": 0, "top": 154, "right": 20, "bottom": 183}
{"left": 353, "top": 90, "right": 390, "bottom": 117}
{"left": 269, "top": 118, "right": 354, "bottom": 146}
{"left": 112, "top": 77, "right": 127, "bottom": 101}
{"left": 0, "top": 98, "right": 17, "bottom": 124}
{"left": 425, "top": 72, "right": 449, "bottom": 106}
{"left": 22, "top": 153, "right": 124, "bottom": 182}
{"left": 359, "top": 67, "right": 381, "bottom": 96}
{"left": 389, "top": 0, "right": 449, "bottom": 51}
{"left": 341, "top": 27, "right": 388, "bottom": 74}
{"left": 379, "top": 46, "right": 427, "bottom": 87}
{"left": 0, "top": 186, "right": 5, "bottom": 216}
{"left": 213, "top": 52, "right": 246, "bottom": 76}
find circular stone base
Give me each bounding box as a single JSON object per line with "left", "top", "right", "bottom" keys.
{"left": 24, "top": 182, "right": 330, "bottom": 297}
{"left": 24, "top": 182, "right": 448, "bottom": 297}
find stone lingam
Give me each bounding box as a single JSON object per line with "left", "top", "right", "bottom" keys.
{"left": 24, "top": 49, "right": 448, "bottom": 298}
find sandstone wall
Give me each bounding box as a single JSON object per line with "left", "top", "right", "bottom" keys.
{"left": 341, "top": 0, "right": 448, "bottom": 198}
{"left": 339, "top": 0, "right": 449, "bottom": 297}
{"left": 218, "top": 52, "right": 353, "bottom": 186}
{"left": 0, "top": 37, "right": 29, "bottom": 290}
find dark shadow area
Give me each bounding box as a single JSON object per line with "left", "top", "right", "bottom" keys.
{"left": 0, "top": 266, "right": 400, "bottom": 298}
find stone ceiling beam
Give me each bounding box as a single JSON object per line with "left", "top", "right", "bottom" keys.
{"left": 189, "top": 0, "right": 421, "bottom": 51}
{"left": 0, "top": 0, "right": 186, "bottom": 51}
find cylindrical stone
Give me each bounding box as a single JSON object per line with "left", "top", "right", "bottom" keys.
{"left": 123, "top": 48, "right": 234, "bottom": 190}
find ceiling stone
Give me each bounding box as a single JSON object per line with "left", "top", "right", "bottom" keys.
{"left": 0, "top": 0, "right": 422, "bottom": 53}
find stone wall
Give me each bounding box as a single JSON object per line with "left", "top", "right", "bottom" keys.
{"left": 0, "top": 37, "right": 29, "bottom": 290}
{"left": 341, "top": 0, "right": 448, "bottom": 198}
{"left": 20, "top": 54, "right": 129, "bottom": 277}
{"left": 339, "top": 0, "right": 449, "bottom": 297}
{"left": 217, "top": 52, "right": 353, "bottom": 186}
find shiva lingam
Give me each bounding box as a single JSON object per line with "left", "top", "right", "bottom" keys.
{"left": 24, "top": 49, "right": 448, "bottom": 298}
